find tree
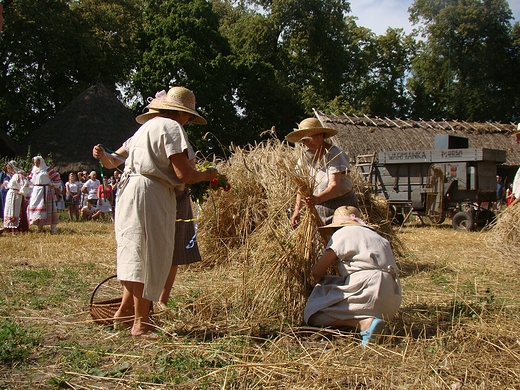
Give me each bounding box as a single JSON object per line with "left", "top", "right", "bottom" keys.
{"left": 212, "top": 1, "right": 305, "bottom": 140}
{"left": 356, "top": 28, "right": 416, "bottom": 118}
{"left": 0, "top": 0, "right": 142, "bottom": 142}
{"left": 407, "top": 0, "right": 520, "bottom": 121}
{"left": 129, "top": 0, "right": 246, "bottom": 156}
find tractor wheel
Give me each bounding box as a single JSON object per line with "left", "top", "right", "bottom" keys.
{"left": 452, "top": 211, "right": 474, "bottom": 231}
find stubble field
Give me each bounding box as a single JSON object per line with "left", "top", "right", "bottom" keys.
{"left": 0, "top": 215, "right": 519, "bottom": 389}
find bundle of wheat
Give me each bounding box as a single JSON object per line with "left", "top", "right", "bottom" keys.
{"left": 191, "top": 136, "right": 402, "bottom": 326}
{"left": 487, "top": 202, "right": 520, "bottom": 260}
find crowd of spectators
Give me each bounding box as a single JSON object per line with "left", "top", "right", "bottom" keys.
{"left": 1, "top": 161, "right": 121, "bottom": 233}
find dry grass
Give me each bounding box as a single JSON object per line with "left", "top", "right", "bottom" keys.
{"left": 0, "top": 139, "right": 519, "bottom": 388}
{"left": 487, "top": 202, "right": 520, "bottom": 260}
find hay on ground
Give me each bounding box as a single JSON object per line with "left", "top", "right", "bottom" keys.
{"left": 487, "top": 202, "right": 520, "bottom": 261}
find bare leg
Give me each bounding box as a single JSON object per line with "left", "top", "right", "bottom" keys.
{"left": 67, "top": 206, "right": 73, "bottom": 221}
{"left": 158, "top": 265, "right": 178, "bottom": 308}
{"left": 114, "top": 284, "right": 134, "bottom": 322}
{"left": 125, "top": 281, "right": 154, "bottom": 337}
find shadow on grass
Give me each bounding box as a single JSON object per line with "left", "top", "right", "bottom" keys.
{"left": 165, "top": 296, "right": 502, "bottom": 346}
{"left": 398, "top": 262, "right": 453, "bottom": 278}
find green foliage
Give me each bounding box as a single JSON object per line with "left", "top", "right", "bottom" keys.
{"left": 0, "top": 319, "right": 40, "bottom": 366}
{"left": 58, "top": 341, "right": 105, "bottom": 372}
{"left": 408, "top": 0, "right": 520, "bottom": 121}
{"left": 1, "top": 0, "right": 519, "bottom": 157}
{"left": 0, "top": 0, "right": 142, "bottom": 140}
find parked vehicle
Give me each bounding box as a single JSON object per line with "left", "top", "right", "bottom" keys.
{"left": 356, "top": 135, "right": 507, "bottom": 230}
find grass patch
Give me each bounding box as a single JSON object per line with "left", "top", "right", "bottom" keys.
{"left": 0, "top": 319, "right": 40, "bottom": 367}
{"left": 0, "top": 140, "right": 519, "bottom": 388}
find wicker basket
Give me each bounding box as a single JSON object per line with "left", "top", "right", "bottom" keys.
{"left": 89, "top": 275, "right": 122, "bottom": 325}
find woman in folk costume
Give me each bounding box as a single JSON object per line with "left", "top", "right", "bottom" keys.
{"left": 3, "top": 160, "right": 30, "bottom": 233}
{"left": 27, "top": 156, "right": 61, "bottom": 233}
{"left": 304, "top": 206, "right": 402, "bottom": 345}
{"left": 93, "top": 86, "right": 217, "bottom": 338}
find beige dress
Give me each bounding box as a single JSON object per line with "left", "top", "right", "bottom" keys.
{"left": 299, "top": 145, "right": 358, "bottom": 223}
{"left": 115, "top": 117, "right": 189, "bottom": 301}
{"left": 304, "top": 225, "right": 402, "bottom": 326}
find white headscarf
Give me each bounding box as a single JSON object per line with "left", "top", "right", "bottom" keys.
{"left": 31, "top": 156, "right": 48, "bottom": 174}
{"left": 7, "top": 160, "right": 24, "bottom": 174}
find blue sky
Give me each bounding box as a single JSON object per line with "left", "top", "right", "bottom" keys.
{"left": 348, "top": 0, "right": 520, "bottom": 36}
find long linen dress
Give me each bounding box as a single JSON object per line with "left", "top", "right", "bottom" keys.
{"left": 27, "top": 161, "right": 60, "bottom": 227}
{"left": 304, "top": 225, "right": 402, "bottom": 326}
{"left": 3, "top": 173, "right": 30, "bottom": 232}
{"left": 115, "top": 116, "right": 190, "bottom": 301}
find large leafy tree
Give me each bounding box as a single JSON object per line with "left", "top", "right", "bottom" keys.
{"left": 131, "top": 0, "right": 249, "bottom": 156}
{"left": 212, "top": 1, "right": 305, "bottom": 139}
{"left": 254, "top": 0, "right": 356, "bottom": 110}
{"left": 355, "top": 28, "right": 416, "bottom": 118}
{"left": 215, "top": 0, "right": 375, "bottom": 133}
{"left": 0, "top": 0, "right": 142, "bottom": 142}
{"left": 407, "top": 0, "right": 520, "bottom": 121}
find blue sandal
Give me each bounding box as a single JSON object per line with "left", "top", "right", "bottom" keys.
{"left": 360, "top": 317, "right": 385, "bottom": 346}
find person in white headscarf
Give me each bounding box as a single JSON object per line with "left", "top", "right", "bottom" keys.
{"left": 3, "top": 160, "right": 30, "bottom": 233}
{"left": 27, "top": 156, "right": 61, "bottom": 233}
{"left": 304, "top": 206, "right": 402, "bottom": 345}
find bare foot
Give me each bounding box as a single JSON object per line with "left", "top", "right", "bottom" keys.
{"left": 132, "top": 330, "right": 159, "bottom": 339}
{"left": 131, "top": 324, "right": 158, "bottom": 339}
{"left": 156, "top": 302, "right": 169, "bottom": 311}
{"left": 113, "top": 308, "right": 134, "bottom": 330}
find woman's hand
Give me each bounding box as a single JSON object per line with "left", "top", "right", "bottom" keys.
{"left": 92, "top": 144, "right": 105, "bottom": 159}
{"left": 310, "top": 249, "right": 337, "bottom": 285}
{"left": 303, "top": 195, "right": 320, "bottom": 207}
{"left": 291, "top": 210, "right": 300, "bottom": 228}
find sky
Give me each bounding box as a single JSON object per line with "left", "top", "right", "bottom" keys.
{"left": 348, "top": 0, "right": 520, "bottom": 36}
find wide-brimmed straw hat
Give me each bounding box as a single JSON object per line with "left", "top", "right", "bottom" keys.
{"left": 318, "top": 206, "right": 365, "bottom": 235}
{"left": 285, "top": 117, "right": 338, "bottom": 143}
{"left": 136, "top": 87, "right": 207, "bottom": 125}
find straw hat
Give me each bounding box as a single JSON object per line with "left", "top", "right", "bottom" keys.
{"left": 284, "top": 117, "right": 338, "bottom": 143}
{"left": 318, "top": 206, "right": 365, "bottom": 235}
{"left": 136, "top": 87, "right": 207, "bottom": 125}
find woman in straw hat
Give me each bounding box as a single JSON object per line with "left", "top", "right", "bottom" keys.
{"left": 304, "top": 206, "right": 402, "bottom": 345}
{"left": 286, "top": 117, "right": 358, "bottom": 227}
{"left": 3, "top": 160, "right": 30, "bottom": 233}
{"left": 93, "top": 86, "right": 217, "bottom": 338}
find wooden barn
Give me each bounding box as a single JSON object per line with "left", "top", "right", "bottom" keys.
{"left": 20, "top": 83, "right": 139, "bottom": 179}
{"left": 315, "top": 111, "right": 520, "bottom": 184}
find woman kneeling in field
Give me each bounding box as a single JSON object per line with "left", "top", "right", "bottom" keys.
{"left": 305, "top": 206, "right": 402, "bottom": 345}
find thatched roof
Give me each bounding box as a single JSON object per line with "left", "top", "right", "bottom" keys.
{"left": 316, "top": 112, "right": 520, "bottom": 167}
{"left": 0, "top": 130, "right": 20, "bottom": 158}
{"left": 21, "top": 83, "right": 139, "bottom": 176}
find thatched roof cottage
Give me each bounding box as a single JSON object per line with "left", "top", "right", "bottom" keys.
{"left": 21, "top": 83, "right": 139, "bottom": 178}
